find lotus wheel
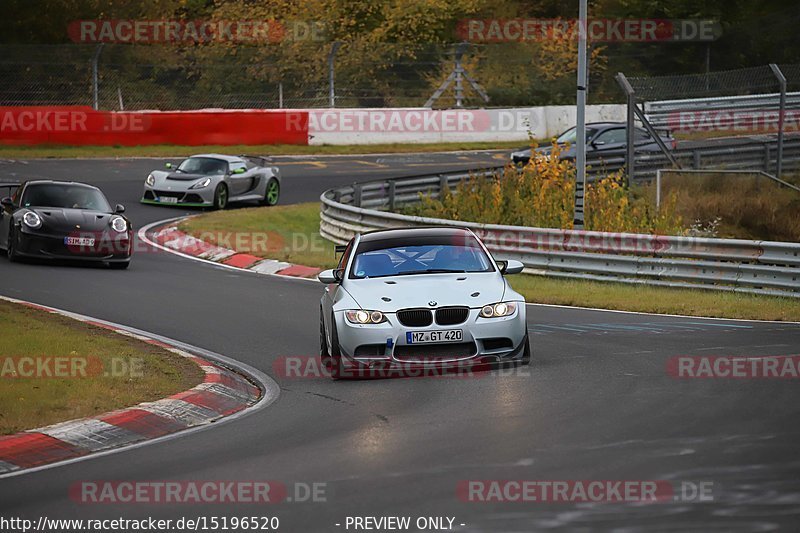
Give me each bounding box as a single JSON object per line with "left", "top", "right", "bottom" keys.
{"left": 213, "top": 183, "right": 228, "bottom": 210}
{"left": 261, "top": 178, "right": 280, "bottom": 206}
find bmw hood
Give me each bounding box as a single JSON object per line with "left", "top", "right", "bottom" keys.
{"left": 31, "top": 208, "right": 113, "bottom": 232}
{"left": 343, "top": 273, "right": 507, "bottom": 312}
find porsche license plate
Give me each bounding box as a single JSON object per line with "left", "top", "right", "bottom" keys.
{"left": 158, "top": 196, "right": 178, "bottom": 204}
{"left": 64, "top": 236, "right": 95, "bottom": 246}
{"left": 406, "top": 329, "right": 463, "bottom": 344}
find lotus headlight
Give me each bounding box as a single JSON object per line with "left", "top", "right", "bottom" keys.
{"left": 345, "top": 309, "right": 386, "bottom": 324}
{"left": 145, "top": 174, "right": 155, "bottom": 186}
{"left": 110, "top": 216, "right": 128, "bottom": 233}
{"left": 479, "top": 301, "right": 517, "bottom": 318}
{"left": 22, "top": 211, "right": 42, "bottom": 229}
{"left": 190, "top": 177, "right": 212, "bottom": 189}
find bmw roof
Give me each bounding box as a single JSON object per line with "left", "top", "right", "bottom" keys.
{"left": 359, "top": 226, "right": 473, "bottom": 243}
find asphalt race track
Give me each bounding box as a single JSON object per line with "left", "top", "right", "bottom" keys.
{"left": 1, "top": 151, "right": 799, "bottom": 531}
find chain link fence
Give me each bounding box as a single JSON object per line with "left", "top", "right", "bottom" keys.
{"left": 0, "top": 42, "right": 601, "bottom": 110}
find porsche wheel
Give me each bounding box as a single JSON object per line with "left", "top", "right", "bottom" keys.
{"left": 7, "top": 225, "right": 18, "bottom": 262}
{"left": 260, "top": 178, "right": 280, "bottom": 206}
{"left": 213, "top": 183, "right": 228, "bottom": 210}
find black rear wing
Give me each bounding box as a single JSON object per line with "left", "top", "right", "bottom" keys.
{"left": 240, "top": 155, "right": 273, "bottom": 167}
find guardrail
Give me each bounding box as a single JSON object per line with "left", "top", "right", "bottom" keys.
{"left": 320, "top": 170, "right": 800, "bottom": 298}
{"left": 645, "top": 91, "right": 800, "bottom": 129}
{"left": 588, "top": 134, "right": 800, "bottom": 181}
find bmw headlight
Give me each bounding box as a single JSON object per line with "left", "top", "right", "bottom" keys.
{"left": 189, "top": 177, "right": 212, "bottom": 189}
{"left": 110, "top": 216, "right": 128, "bottom": 233}
{"left": 145, "top": 174, "right": 155, "bottom": 186}
{"left": 345, "top": 309, "right": 386, "bottom": 324}
{"left": 22, "top": 211, "right": 42, "bottom": 229}
{"left": 479, "top": 301, "right": 517, "bottom": 318}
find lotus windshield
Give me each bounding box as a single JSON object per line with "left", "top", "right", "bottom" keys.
{"left": 178, "top": 157, "right": 228, "bottom": 174}
{"left": 350, "top": 236, "right": 494, "bottom": 279}
{"left": 21, "top": 183, "right": 111, "bottom": 211}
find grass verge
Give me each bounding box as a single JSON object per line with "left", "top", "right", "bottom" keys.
{"left": 178, "top": 202, "right": 800, "bottom": 322}
{"left": 0, "top": 141, "right": 523, "bottom": 159}
{"left": 0, "top": 299, "right": 204, "bottom": 434}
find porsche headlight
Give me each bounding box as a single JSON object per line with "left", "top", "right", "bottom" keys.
{"left": 190, "top": 177, "right": 212, "bottom": 189}
{"left": 22, "top": 211, "right": 42, "bottom": 229}
{"left": 479, "top": 301, "right": 517, "bottom": 318}
{"left": 110, "top": 216, "right": 128, "bottom": 233}
{"left": 145, "top": 174, "right": 155, "bottom": 186}
{"left": 345, "top": 309, "right": 386, "bottom": 324}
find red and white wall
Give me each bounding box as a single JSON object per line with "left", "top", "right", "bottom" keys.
{"left": 0, "top": 105, "right": 625, "bottom": 146}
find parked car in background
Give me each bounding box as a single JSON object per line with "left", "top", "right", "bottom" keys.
{"left": 511, "top": 122, "right": 677, "bottom": 166}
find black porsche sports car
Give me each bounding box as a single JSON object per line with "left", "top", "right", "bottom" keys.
{"left": 0, "top": 180, "right": 132, "bottom": 269}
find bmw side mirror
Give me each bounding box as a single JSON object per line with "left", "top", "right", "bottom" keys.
{"left": 318, "top": 269, "right": 341, "bottom": 284}
{"left": 498, "top": 259, "right": 524, "bottom": 275}
{"left": 165, "top": 162, "right": 173, "bottom": 169}
{"left": 115, "top": 204, "right": 125, "bottom": 214}
{"left": 1, "top": 197, "right": 13, "bottom": 208}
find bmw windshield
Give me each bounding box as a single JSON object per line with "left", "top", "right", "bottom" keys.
{"left": 349, "top": 235, "right": 494, "bottom": 279}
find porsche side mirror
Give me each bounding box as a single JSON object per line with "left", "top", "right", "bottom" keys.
{"left": 318, "top": 269, "right": 341, "bottom": 284}
{"left": 1, "top": 197, "right": 13, "bottom": 208}
{"left": 498, "top": 259, "right": 524, "bottom": 275}
{"left": 165, "top": 162, "right": 173, "bottom": 169}
{"left": 115, "top": 204, "right": 125, "bottom": 214}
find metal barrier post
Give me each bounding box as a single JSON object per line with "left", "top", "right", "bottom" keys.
{"left": 328, "top": 42, "right": 342, "bottom": 108}
{"left": 769, "top": 64, "right": 787, "bottom": 179}
{"left": 656, "top": 169, "right": 661, "bottom": 209}
{"left": 615, "top": 72, "right": 636, "bottom": 186}
{"left": 92, "top": 43, "right": 104, "bottom": 110}
{"left": 388, "top": 180, "right": 396, "bottom": 211}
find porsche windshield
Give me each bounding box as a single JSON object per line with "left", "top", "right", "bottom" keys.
{"left": 349, "top": 236, "right": 494, "bottom": 279}
{"left": 178, "top": 157, "right": 228, "bottom": 174}
{"left": 21, "top": 184, "right": 111, "bottom": 211}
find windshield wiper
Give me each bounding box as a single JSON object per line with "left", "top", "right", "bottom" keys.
{"left": 406, "top": 269, "right": 467, "bottom": 275}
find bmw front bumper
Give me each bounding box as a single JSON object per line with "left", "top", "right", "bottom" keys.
{"left": 333, "top": 304, "right": 528, "bottom": 372}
